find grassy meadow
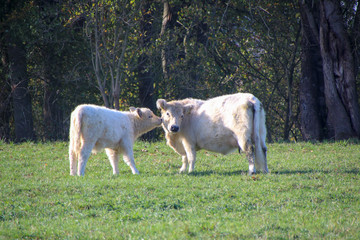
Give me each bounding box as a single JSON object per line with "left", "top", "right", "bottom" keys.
{"left": 0, "top": 140, "right": 359, "bottom": 239}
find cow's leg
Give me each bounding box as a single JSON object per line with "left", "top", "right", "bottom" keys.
{"left": 182, "top": 141, "right": 196, "bottom": 173}
{"left": 261, "top": 146, "right": 269, "bottom": 173}
{"left": 238, "top": 138, "right": 256, "bottom": 175}
{"left": 254, "top": 146, "right": 268, "bottom": 173}
{"left": 69, "top": 141, "right": 77, "bottom": 176}
{"left": 121, "top": 141, "right": 139, "bottom": 175}
{"left": 78, "top": 142, "right": 94, "bottom": 176}
{"left": 258, "top": 141, "right": 269, "bottom": 173}
{"left": 170, "top": 140, "right": 189, "bottom": 173}
{"left": 179, "top": 155, "right": 188, "bottom": 173}
{"left": 246, "top": 146, "right": 256, "bottom": 175}
{"left": 105, "top": 148, "right": 120, "bottom": 174}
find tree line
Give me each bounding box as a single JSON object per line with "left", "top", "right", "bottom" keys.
{"left": 1, "top": 0, "right": 359, "bottom": 142}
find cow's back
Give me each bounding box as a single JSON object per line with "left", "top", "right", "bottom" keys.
{"left": 185, "top": 93, "right": 255, "bottom": 154}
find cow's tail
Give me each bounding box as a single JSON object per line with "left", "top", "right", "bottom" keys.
{"left": 69, "top": 106, "right": 83, "bottom": 175}
{"left": 253, "top": 99, "right": 269, "bottom": 173}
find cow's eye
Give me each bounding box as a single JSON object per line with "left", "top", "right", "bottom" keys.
{"left": 166, "top": 112, "right": 170, "bottom": 117}
{"left": 148, "top": 115, "right": 153, "bottom": 118}
{"left": 181, "top": 115, "right": 184, "bottom": 119}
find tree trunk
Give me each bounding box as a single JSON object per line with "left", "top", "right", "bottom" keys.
{"left": 299, "top": 0, "right": 360, "bottom": 141}
{"left": 7, "top": 39, "right": 35, "bottom": 142}
{"left": 138, "top": 1, "right": 157, "bottom": 141}
{"left": 353, "top": 2, "right": 360, "bottom": 76}
{"left": 0, "top": 51, "right": 11, "bottom": 141}
{"left": 299, "top": 0, "right": 327, "bottom": 141}
{"left": 283, "top": 27, "right": 301, "bottom": 141}
{"left": 160, "top": 0, "right": 171, "bottom": 81}
{"left": 36, "top": 0, "right": 65, "bottom": 140}
{"left": 319, "top": 0, "right": 360, "bottom": 140}
{"left": 42, "top": 47, "right": 64, "bottom": 140}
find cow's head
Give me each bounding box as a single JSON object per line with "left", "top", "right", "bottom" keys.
{"left": 156, "top": 99, "right": 193, "bottom": 134}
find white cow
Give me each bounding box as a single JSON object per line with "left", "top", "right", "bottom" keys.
{"left": 69, "top": 104, "right": 162, "bottom": 176}
{"left": 156, "top": 93, "right": 268, "bottom": 174}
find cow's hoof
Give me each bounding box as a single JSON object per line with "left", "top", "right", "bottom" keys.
{"left": 179, "top": 167, "right": 187, "bottom": 173}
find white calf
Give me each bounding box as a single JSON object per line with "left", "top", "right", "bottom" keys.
{"left": 69, "top": 104, "right": 162, "bottom": 176}
{"left": 157, "top": 93, "right": 268, "bottom": 174}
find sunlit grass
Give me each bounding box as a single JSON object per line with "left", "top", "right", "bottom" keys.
{"left": 0, "top": 140, "right": 359, "bottom": 239}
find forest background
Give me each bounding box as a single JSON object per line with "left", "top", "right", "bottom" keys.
{"left": 1, "top": 0, "right": 360, "bottom": 143}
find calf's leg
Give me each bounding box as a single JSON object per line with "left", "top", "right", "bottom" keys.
{"left": 105, "top": 148, "right": 120, "bottom": 174}
{"left": 122, "top": 153, "right": 139, "bottom": 174}
{"left": 78, "top": 143, "right": 94, "bottom": 176}
{"left": 121, "top": 141, "right": 139, "bottom": 174}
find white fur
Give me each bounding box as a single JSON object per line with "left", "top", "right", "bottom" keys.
{"left": 69, "top": 104, "right": 162, "bottom": 176}
{"left": 157, "top": 93, "right": 268, "bottom": 175}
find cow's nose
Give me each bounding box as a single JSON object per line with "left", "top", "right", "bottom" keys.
{"left": 170, "top": 125, "right": 179, "bottom": 132}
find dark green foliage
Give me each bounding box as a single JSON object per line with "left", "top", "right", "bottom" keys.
{"left": 0, "top": 1, "right": 359, "bottom": 141}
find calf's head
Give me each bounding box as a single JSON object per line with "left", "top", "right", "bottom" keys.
{"left": 156, "top": 99, "right": 193, "bottom": 134}
{"left": 129, "top": 107, "right": 162, "bottom": 132}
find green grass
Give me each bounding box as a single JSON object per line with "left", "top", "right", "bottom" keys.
{"left": 0, "top": 140, "right": 359, "bottom": 239}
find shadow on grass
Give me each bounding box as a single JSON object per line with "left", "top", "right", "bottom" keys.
{"left": 162, "top": 162, "right": 248, "bottom": 176}
{"left": 171, "top": 168, "right": 359, "bottom": 176}
{"left": 145, "top": 162, "right": 360, "bottom": 176}
{"left": 185, "top": 170, "right": 248, "bottom": 176}
{"left": 271, "top": 170, "right": 330, "bottom": 175}
{"left": 271, "top": 168, "right": 359, "bottom": 175}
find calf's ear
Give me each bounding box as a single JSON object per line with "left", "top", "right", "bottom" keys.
{"left": 129, "top": 107, "right": 142, "bottom": 118}
{"left": 136, "top": 108, "right": 143, "bottom": 118}
{"left": 156, "top": 99, "right": 167, "bottom": 110}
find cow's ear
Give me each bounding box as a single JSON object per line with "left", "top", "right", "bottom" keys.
{"left": 184, "top": 104, "right": 194, "bottom": 115}
{"left": 156, "top": 99, "right": 167, "bottom": 110}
